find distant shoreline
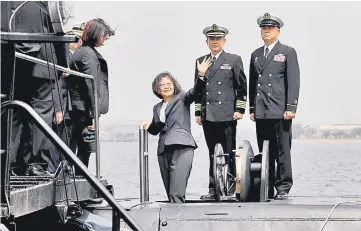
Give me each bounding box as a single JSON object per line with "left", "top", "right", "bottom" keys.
{"left": 295, "top": 138, "right": 361, "bottom": 142}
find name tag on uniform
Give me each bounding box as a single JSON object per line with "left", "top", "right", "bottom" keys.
{"left": 221, "top": 64, "right": 232, "bottom": 70}
{"left": 274, "top": 54, "right": 286, "bottom": 62}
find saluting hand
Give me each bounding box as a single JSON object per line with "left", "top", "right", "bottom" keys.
{"left": 197, "top": 56, "right": 213, "bottom": 77}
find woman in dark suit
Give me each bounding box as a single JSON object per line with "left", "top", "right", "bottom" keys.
{"left": 68, "top": 18, "right": 115, "bottom": 171}
{"left": 142, "top": 57, "right": 212, "bottom": 203}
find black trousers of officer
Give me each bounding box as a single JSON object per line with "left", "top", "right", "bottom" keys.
{"left": 202, "top": 120, "right": 237, "bottom": 194}
{"left": 256, "top": 119, "right": 293, "bottom": 194}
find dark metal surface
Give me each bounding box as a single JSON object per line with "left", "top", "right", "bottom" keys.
{"left": 139, "top": 127, "right": 150, "bottom": 203}
{"left": 260, "top": 140, "right": 270, "bottom": 202}
{"left": 213, "top": 143, "right": 226, "bottom": 201}
{"left": 91, "top": 199, "right": 361, "bottom": 231}
{"left": 144, "top": 129, "right": 149, "bottom": 202}
{"left": 237, "top": 140, "right": 253, "bottom": 202}
{"left": 6, "top": 175, "right": 106, "bottom": 218}
{"left": 157, "top": 203, "right": 361, "bottom": 231}
{"left": 91, "top": 205, "right": 160, "bottom": 231}
{"left": 1, "top": 101, "right": 143, "bottom": 230}
{"left": 250, "top": 162, "right": 262, "bottom": 172}
{"left": 112, "top": 210, "right": 121, "bottom": 231}
{"left": 1, "top": 41, "right": 16, "bottom": 220}
{"left": 139, "top": 127, "right": 145, "bottom": 203}
{"left": 0, "top": 32, "right": 78, "bottom": 43}
{"left": 1, "top": 206, "right": 9, "bottom": 218}
{"left": 10, "top": 180, "right": 54, "bottom": 217}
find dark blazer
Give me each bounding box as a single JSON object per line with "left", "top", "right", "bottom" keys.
{"left": 194, "top": 50, "right": 248, "bottom": 122}
{"left": 53, "top": 76, "right": 72, "bottom": 120}
{"left": 3, "top": 1, "right": 68, "bottom": 80}
{"left": 249, "top": 41, "right": 300, "bottom": 119}
{"left": 68, "top": 45, "right": 109, "bottom": 119}
{"left": 148, "top": 78, "right": 207, "bottom": 155}
{"left": 53, "top": 50, "right": 75, "bottom": 120}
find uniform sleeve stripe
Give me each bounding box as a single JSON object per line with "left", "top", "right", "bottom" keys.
{"left": 195, "top": 103, "right": 201, "bottom": 111}
{"left": 286, "top": 104, "right": 297, "bottom": 107}
{"left": 236, "top": 100, "right": 246, "bottom": 108}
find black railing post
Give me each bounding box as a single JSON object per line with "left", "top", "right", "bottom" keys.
{"left": 112, "top": 210, "right": 121, "bottom": 231}
{"left": 139, "top": 126, "right": 149, "bottom": 203}
{"left": 138, "top": 126, "right": 145, "bottom": 203}
{"left": 143, "top": 129, "right": 149, "bottom": 202}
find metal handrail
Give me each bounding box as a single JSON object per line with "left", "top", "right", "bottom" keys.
{"left": 138, "top": 126, "right": 149, "bottom": 203}
{"left": 14, "top": 52, "right": 101, "bottom": 180}
{"left": 1, "top": 100, "right": 143, "bottom": 231}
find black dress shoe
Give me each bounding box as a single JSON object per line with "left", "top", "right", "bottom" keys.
{"left": 200, "top": 192, "right": 215, "bottom": 200}
{"left": 84, "top": 198, "right": 104, "bottom": 204}
{"left": 274, "top": 191, "right": 288, "bottom": 200}
{"left": 23, "top": 165, "right": 48, "bottom": 176}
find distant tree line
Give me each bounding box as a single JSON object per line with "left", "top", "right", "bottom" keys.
{"left": 292, "top": 125, "right": 361, "bottom": 139}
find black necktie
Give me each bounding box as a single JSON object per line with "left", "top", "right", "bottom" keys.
{"left": 212, "top": 56, "right": 216, "bottom": 63}
{"left": 265, "top": 47, "right": 269, "bottom": 58}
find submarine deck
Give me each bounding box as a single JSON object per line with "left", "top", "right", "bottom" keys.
{"left": 87, "top": 195, "right": 361, "bottom": 231}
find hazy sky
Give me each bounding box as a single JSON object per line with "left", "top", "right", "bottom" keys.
{"left": 73, "top": 1, "right": 361, "bottom": 130}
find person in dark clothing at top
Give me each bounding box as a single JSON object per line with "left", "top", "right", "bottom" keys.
{"left": 1, "top": 1, "right": 68, "bottom": 176}
{"left": 50, "top": 23, "right": 86, "bottom": 172}
{"left": 68, "top": 18, "right": 115, "bottom": 172}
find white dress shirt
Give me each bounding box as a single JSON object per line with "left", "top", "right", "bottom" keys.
{"left": 159, "top": 101, "right": 168, "bottom": 123}
{"left": 264, "top": 40, "right": 278, "bottom": 56}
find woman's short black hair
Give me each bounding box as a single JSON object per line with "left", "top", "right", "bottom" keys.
{"left": 152, "top": 72, "right": 183, "bottom": 99}
{"left": 82, "top": 18, "right": 115, "bottom": 46}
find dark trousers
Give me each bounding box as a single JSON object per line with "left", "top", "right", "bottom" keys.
{"left": 158, "top": 145, "right": 194, "bottom": 203}
{"left": 10, "top": 78, "right": 55, "bottom": 174}
{"left": 49, "top": 118, "right": 75, "bottom": 173}
{"left": 256, "top": 119, "right": 293, "bottom": 193}
{"left": 70, "top": 111, "right": 95, "bottom": 174}
{"left": 202, "top": 120, "right": 237, "bottom": 194}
